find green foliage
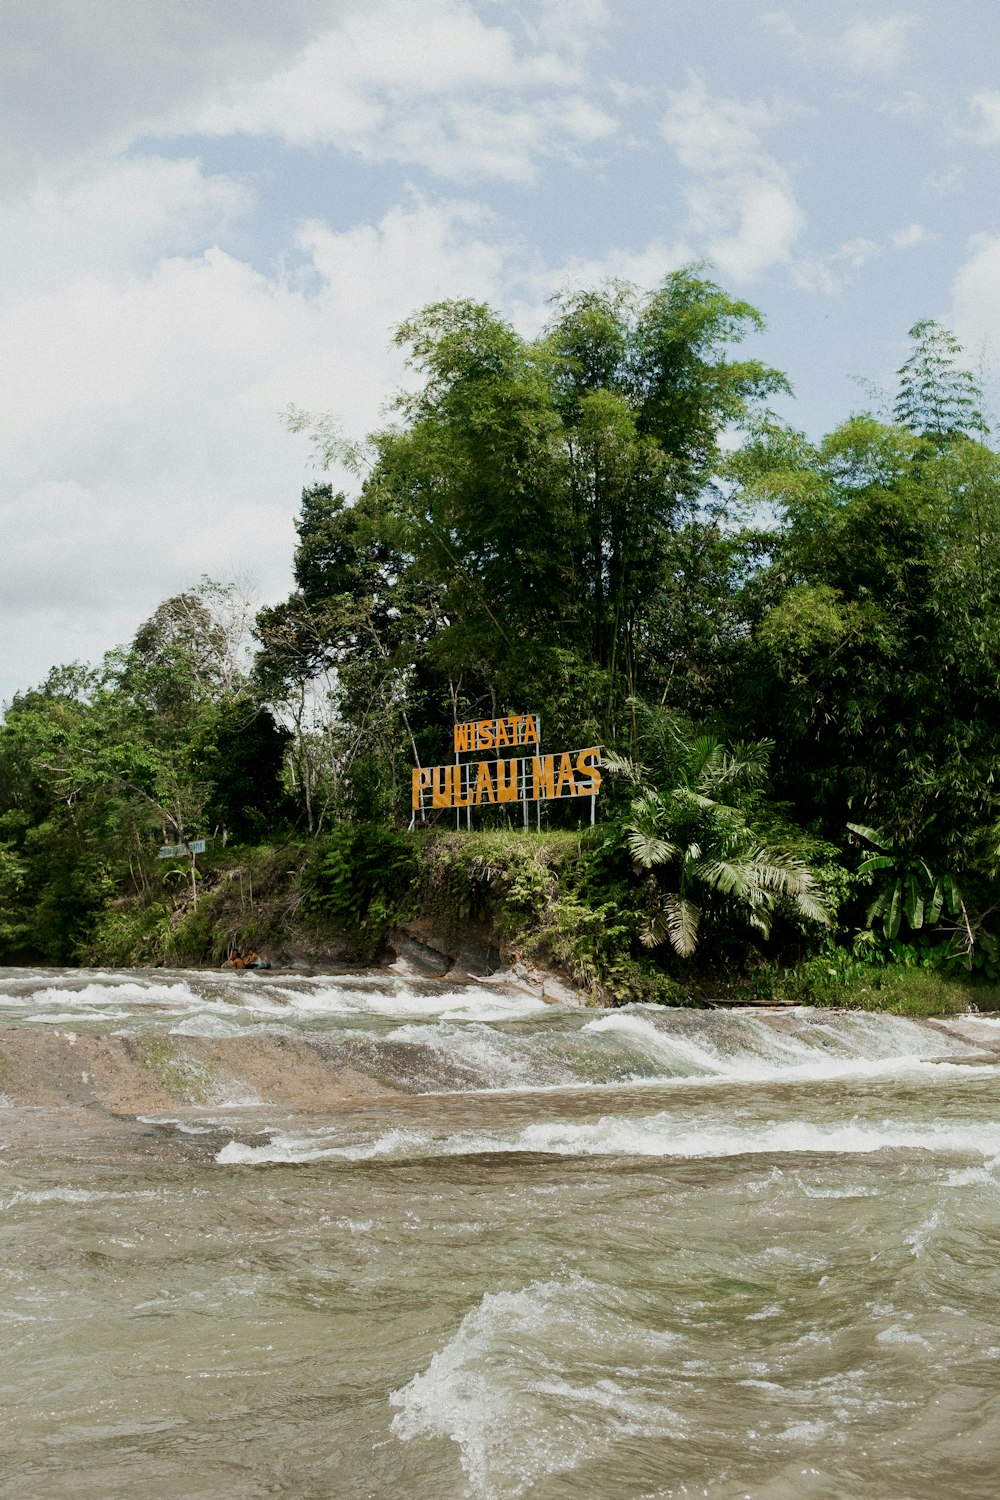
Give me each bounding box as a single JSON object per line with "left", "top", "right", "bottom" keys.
{"left": 894, "top": 319, "right": 986, "bottom": 443}
{"left": 0, "top": 843, "right": 30, "bottom": 951}
{"left": 608, "top": 702, "right": 836, "bottom": 960}
{"left": 0, "top": 578, "right": 299, "bottom": 960}
{"left": 304, "top": 823, "right": 421, "bottom": 961}
{"left": 782, "top": 943, "right": 994, "bottom": 1016}
{"left": 729, "top": 351, "right": 1000, "bottom": 976}
{"left": 189, "top": 697, "right": 292, "bottom": 842}
{"left": 848, "top": 822, "right": 963, "bottom": 943}
{"left": 264, "top": 271, "right": 786, "bottom": 764}
{"left": 419, "top": 829, "right": 683, "bottom": 1003}
{"left": 81, "top": 841, "right": 313, "bottom": 966}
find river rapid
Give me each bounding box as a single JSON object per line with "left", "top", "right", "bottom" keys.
{"left": 3, "top": 967, "right": 1000, "bottom": 1498}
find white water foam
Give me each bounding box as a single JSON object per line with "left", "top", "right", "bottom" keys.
{"left": 0, "top": 979, "right": 199, "bottom": 1012}
{"left": 216, "top": 1112, "right": 1000, "bottom": 1167}
{"left": 253, "top": 981, "right": 548, "bottom": 1024}
{"left": 581, "top": 1010, "right": 984, "bottom": 1086}
{"left": 390, "top": 1274, "right": 684, "bottom": 1497}
{"left": 0, "top": 1186, "right": 162, "bottom": 1211}
{"left": 382, "top": 1020, "right": 575, "bottom": 1090}
{"left": 0, "top": 968, "right": 551, "bottom": 1034}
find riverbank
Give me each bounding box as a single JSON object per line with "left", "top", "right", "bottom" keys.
{"left": 7, "top": 827, "right": 999, "bottom": 1016}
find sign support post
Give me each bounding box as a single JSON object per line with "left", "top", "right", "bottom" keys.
{"left": 156, "top": 839, "right": 207, "bottom": 906}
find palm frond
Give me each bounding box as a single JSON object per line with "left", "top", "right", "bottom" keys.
{"left": 671, "top": 786, "right": 718, "bottom": 814}
{"left": 626, "top": 828, "right": 679, "bottom": 869}
{"left": 650, "top": 894, "right": 701, "bottom": 957}
{"left": 666, "top": 894, "right": 701, "bottom": 956}
{"left": 640, "top": 908, "right": 671, "bottom": 948}
{"left": 631, "top": 790, "right": 665, "bottom": 822}
{"left": 793, "top": 889, "right": 835, "bottom": 927}
{"left": 686, "top": 735, "right": 725, "bottom": 790}
{"left": 602, "top": 750, "right": 649, "bottom": 786}
{"left": 695, "top": 850, "right": 805, "bottom": 899}
{"left": 701, "top": 739, "right": 773, "bottom": 792}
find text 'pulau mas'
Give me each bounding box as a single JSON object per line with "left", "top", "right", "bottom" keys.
{"left": 412, "top": 749, "right": 602, "bottom": 811}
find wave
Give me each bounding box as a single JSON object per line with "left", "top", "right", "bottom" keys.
{"left": 216, "top": 1110, "right": 1000, "bottom": 1167}
{"left": 390, "top": 1274, "right": 684, "bottom": 1497}
{"left": 0, "top": 968, "right": 549, "bottom": 1034}
{"left": 3, "top": 970, "right": 995, "bottom": 1103}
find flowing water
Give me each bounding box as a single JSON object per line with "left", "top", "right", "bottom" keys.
{"left": 3, "top": 967, "right": 1000, "bottom": 1497}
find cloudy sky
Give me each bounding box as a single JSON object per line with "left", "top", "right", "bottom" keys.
{"left": 3, "top": 0, "right": 1000, "bottom": 701}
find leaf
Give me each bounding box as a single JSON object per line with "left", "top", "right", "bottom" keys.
{"left": 942, "top": 873, "right": 962, "bottom": 917}
{"left": 857, "top": 854, "right": 894, "bottom": 877}
{"left": 927, "top": 879, "right": 944, "bottom": 925}
{"left": 847, "top": 822, "right": 890, "bottom": 851}
{"left": 886, "top": 880, "right": 902, "bottom": 940}
{"left": 662, "top": 894, "right": 701, "bottom": 957}
{"left": 686, "top": 735, "right": 724, "bottom": 790}
{"left": 698, "top": 846, "right": 812, "bottom": 899}
{"left": 601, "top": 750, "right": 648, "bottom": 786}
{"left": 626, "top": 828, "right": 679, "bottom": 869}
{"left": 904, "top": 871, "right": 924, "bottom": 930}
{"left": 794, "top": 889, "right": 834, "bottom": 927}
{"left": 865, "top": 892, "right": 887, "bottom": 926}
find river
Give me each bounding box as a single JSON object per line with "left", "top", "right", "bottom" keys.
{"left": 3, "top": 967, "right": 1000, "bottom": 1497}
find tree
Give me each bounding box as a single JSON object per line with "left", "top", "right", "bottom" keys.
{"left": 728, "top": 391, "right": 1000, "bottom": 962}
{"left": 272, "top": 271, "right": 787, "bottom": 761}
{"left": 893, "top": 319, "right": 985, "bottom": 443}
{"left": 254, "top": 485, "right": 434, "bottom": 828}
{"left": 0, "top": 579, "right": 290, "bottom": 958}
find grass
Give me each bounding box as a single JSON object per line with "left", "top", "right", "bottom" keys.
{"left": 783, "top": 959, "right": 999, "bottom": 1016}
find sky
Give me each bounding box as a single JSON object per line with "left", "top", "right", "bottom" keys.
{"left": 3, "top": 0, "right": 1000, "bottom": 702}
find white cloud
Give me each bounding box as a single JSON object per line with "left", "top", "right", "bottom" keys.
{"left": 836, "top": 14, "right": 917, "bottom": 75}
{"left": 793, "top": 237, "right": 882, "bottom": 296}
{"left": 793, "top": 224, "right": 928, "bottom": 296}
{"left": 531, "top": 0, "right": 610, "bottom": 54}
{"left": 536, "top": 239, "right": 689, "bottom": 309}
{"left": 759, "top": 10, "right": 811, "bottom": 54}
{"left": 760, "top": 9, "right": 917, "bottom": 76}
{"left": 924, "top": 163, "right": 964, "bottom": 193}
{"left": 950, "top": 233, "right": 1000, "bottom": 358}
{"left": 890, "top": 222, "right": 931, "bottom": 250}
{"left": 879, "top": 90, "right": 926, "bottom": 121}
{"left": 183, "top": 0, "right": 616, "bottom": 183}
{"left": 0, "top": 0, "right": 616, "bottom": 193}
{"left": 0, "top": 0, "right": 622, "bottom": 697}
{"left": 962, "top": 89, "right": 1000, "bottom": 145}
{"left": 0, "top": 164, "right": 530, "bottom": 699}
{"left": 660, "top": 77, "right": 805, "bottom": 283}
{"left": 0, "top": 156, "right": 251, "bottom": 289}
{"left": 0, "top": 0, "right": 332, "bottom": 192}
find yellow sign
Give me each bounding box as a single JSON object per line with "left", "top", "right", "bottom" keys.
{"left": 453, "top": 714, "right": 540, "bottom": 753}
{"left": 412, "top": 748, "right": 601, "bottom": 812}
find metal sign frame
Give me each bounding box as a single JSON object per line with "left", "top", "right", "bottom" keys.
{"left": 410, "top": 713, "right": 602, "bottom": 829}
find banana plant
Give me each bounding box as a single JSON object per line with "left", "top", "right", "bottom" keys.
{"left": 847, "top": 823, "right": 961, "bottom": 940}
